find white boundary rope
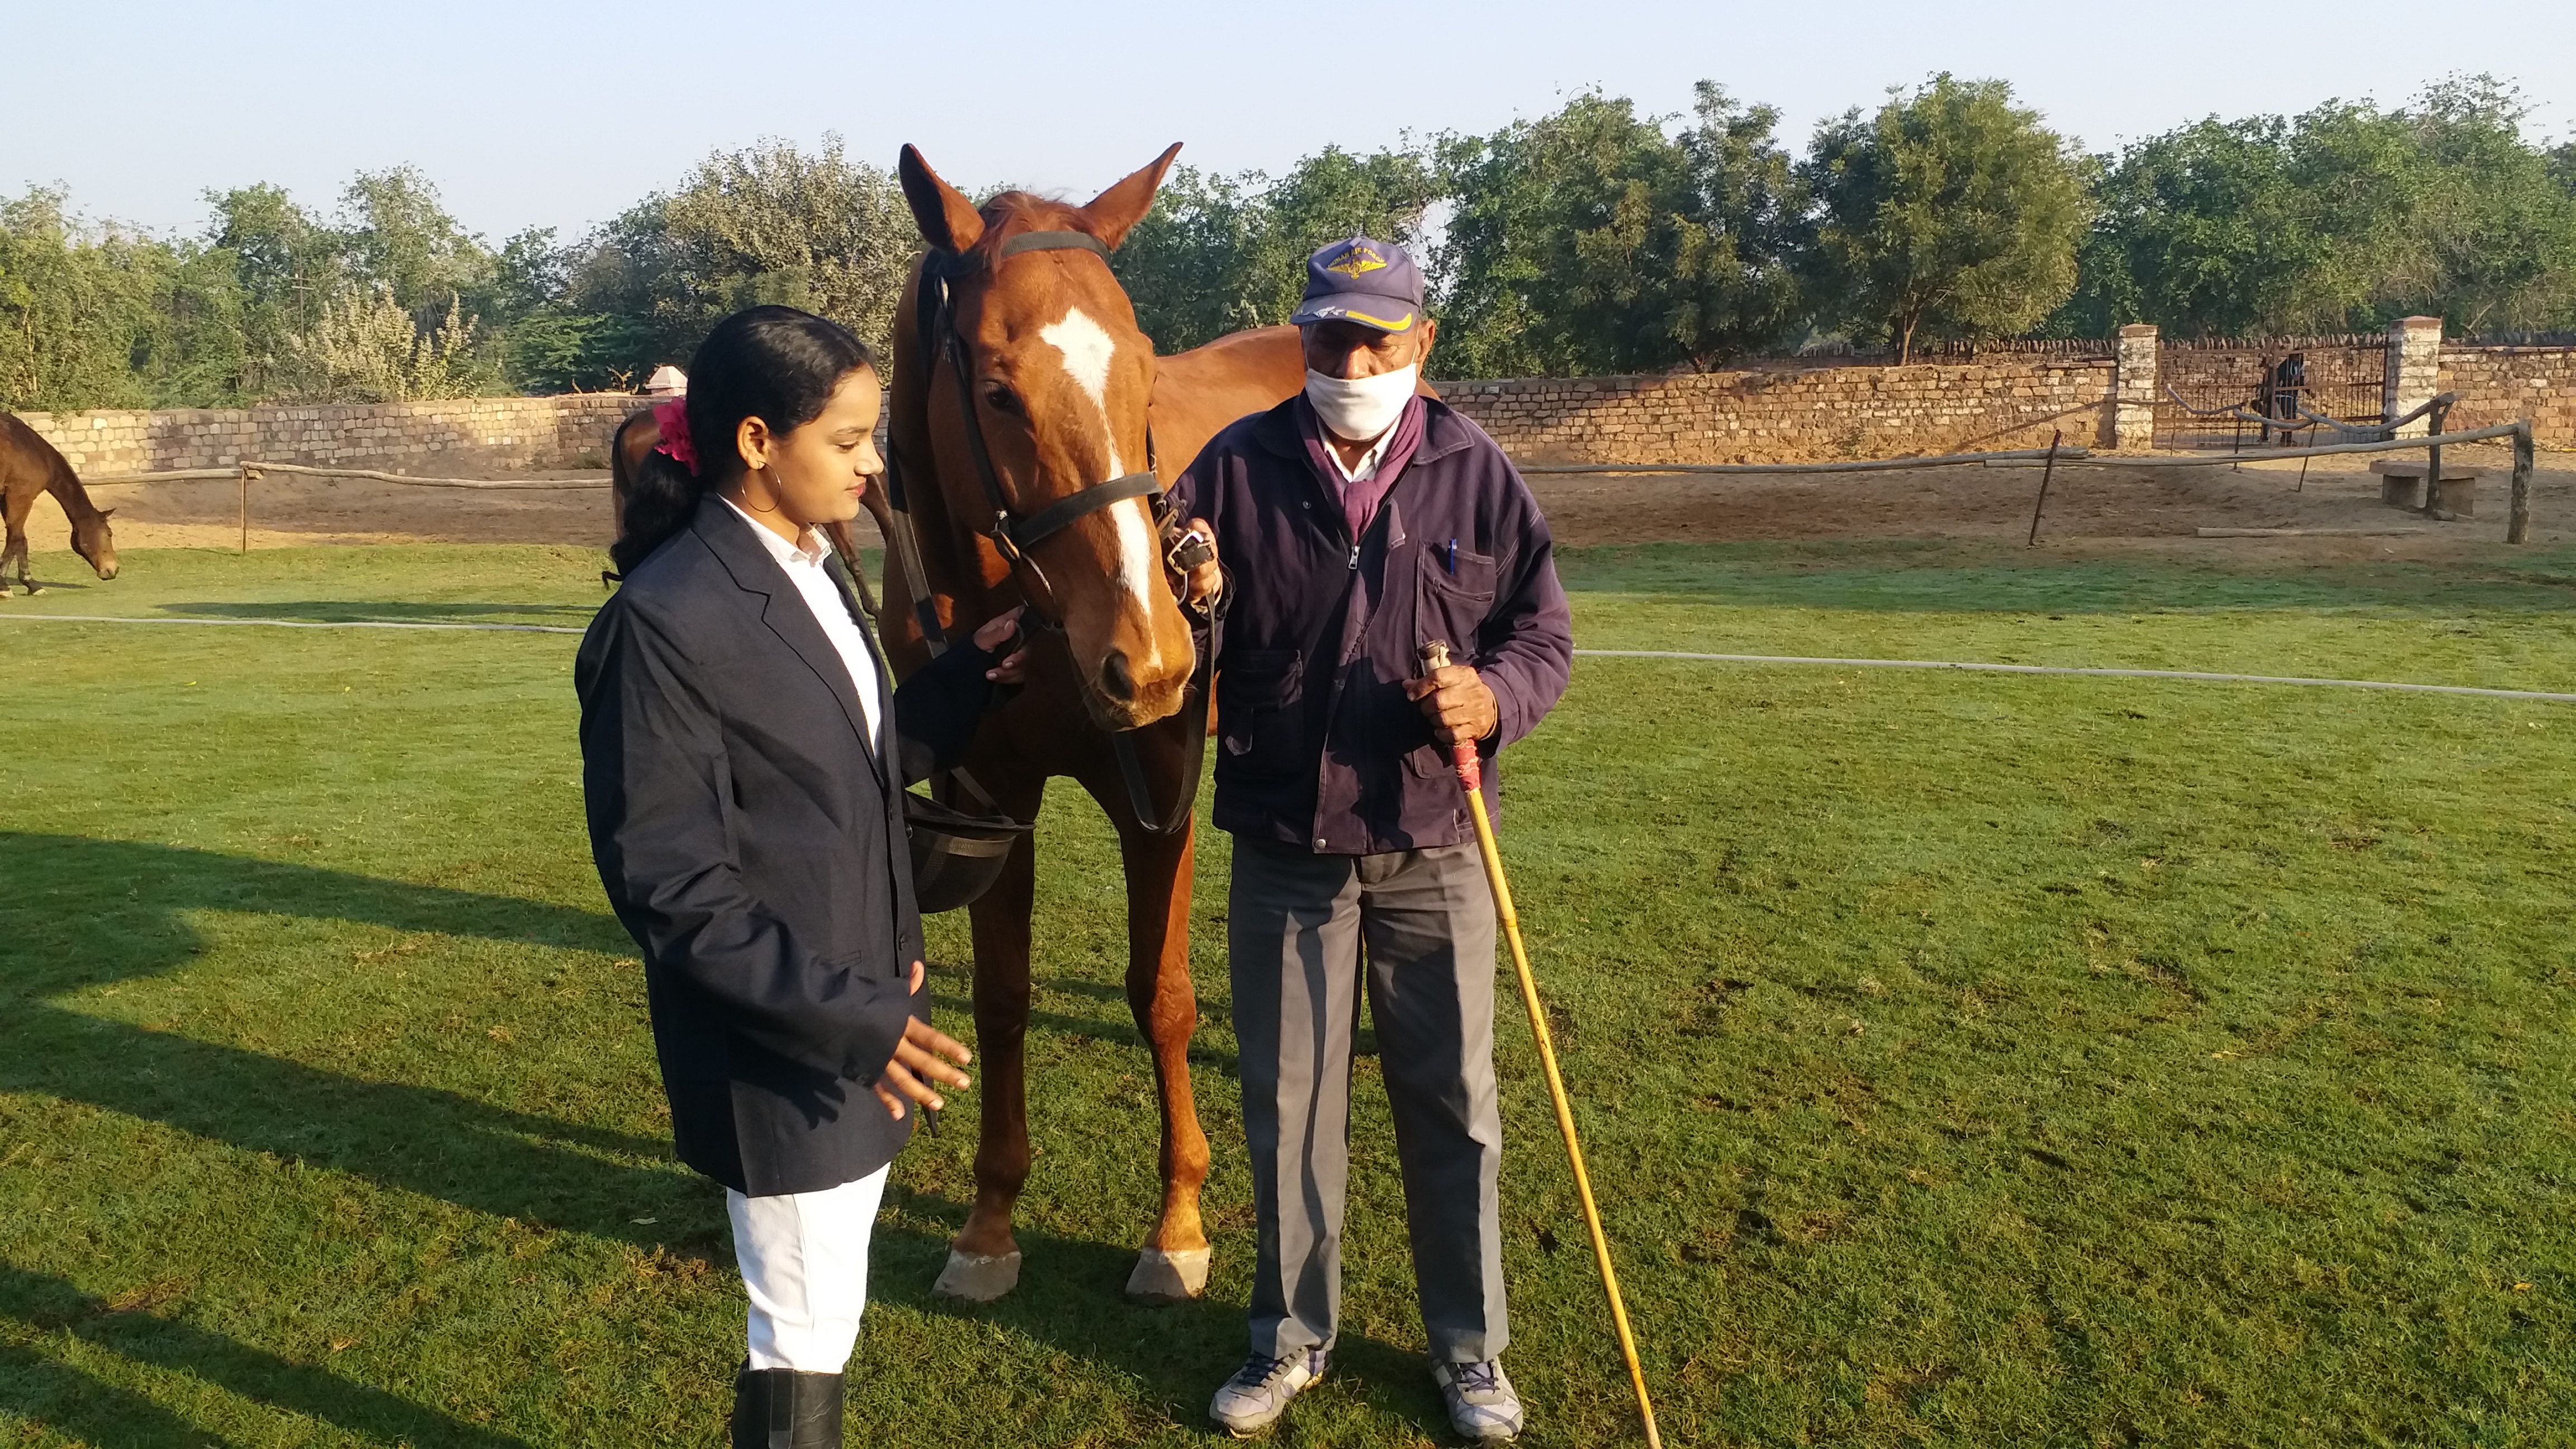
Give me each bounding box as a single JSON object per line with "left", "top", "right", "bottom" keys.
{"left": 84, "top": 462, "right": 613, "bottom": 491}
{"left": 1575, "top": 648, "right": 2576, "bottom": 703}
{"left": 0, "top": 613, "right": 582, "bottom": 634}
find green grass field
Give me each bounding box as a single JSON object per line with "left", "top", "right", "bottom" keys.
{"left": 2, "top": 539, "right": 2571, "bottom": 1447}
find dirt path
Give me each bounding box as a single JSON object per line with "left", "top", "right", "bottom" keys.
{"left": 1522, "top": 443, "right": 2570, "bottom": 560}
{"left": 18, "top": 446, "right": 2568, "bottom": 561}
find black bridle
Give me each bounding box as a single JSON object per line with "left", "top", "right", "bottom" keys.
{"left": 877, "top": 226, "right": 1209, "bottom": 836}
{"left": 905, "top": 229, "right": 1172, "bottom": 633}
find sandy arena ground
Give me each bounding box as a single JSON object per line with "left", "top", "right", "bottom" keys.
{"left": 16, "top": 446, "right": 2570, "bottom": 560}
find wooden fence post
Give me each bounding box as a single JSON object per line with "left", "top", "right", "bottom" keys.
{"left": 237, "top": 463, "right": 259, "bottom": 553}
{"left": 2026, "top": 429, "right": 2062, "bottom": 546}
{"left": 2508, "top": 423, "right": 2533, "bottom": 545}
{"left": 2424, "top": 397, "right": 2449, "bottom": 517}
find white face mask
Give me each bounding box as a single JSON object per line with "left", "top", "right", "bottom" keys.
{"left": 1305, "top": 364, "right": 1418, "bottom": 444}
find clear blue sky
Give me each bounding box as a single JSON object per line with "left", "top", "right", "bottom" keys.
{"left": 13, "top": 0, "right": 2573, "bottom": 242}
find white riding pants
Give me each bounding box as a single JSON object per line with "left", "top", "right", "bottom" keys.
{"left": 725, "top": 1164, "right": 889, "bottom": 1372}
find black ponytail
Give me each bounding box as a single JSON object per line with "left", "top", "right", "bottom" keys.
{"left": 610, "top": 305, "right": 876, "bottom": 577}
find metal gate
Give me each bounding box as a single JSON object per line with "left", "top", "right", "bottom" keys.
{"left": 2156, "top": 337, "right": 2388, "bottom": 451}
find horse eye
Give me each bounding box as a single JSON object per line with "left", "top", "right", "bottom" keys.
{"left": 983, "top": 385, "right": 1022, "bottom": 415}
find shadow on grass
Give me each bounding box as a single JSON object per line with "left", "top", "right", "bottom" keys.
{"left": 0, "top": 835, "right": 1439, "bottom": 1437}
{"left": 0, "top": 834, "right": 693, "bottom": 1246}
{"left": 0, "top": 576, "right": 100, "bottom": 595}
{"left": 157, "top": 600, "right": 600, "bottom": 624}
{"left": 0, "top": 1264, "right": 532, "bottom": 1447}
{"left": 868, "top": 1191, "right": 1455, "bottom": 1442}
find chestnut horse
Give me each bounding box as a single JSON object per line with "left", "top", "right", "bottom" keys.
{"left": 1, "top": 411, "right": 119, "bottom": 596}
{"left": 880, "top": 144, "right": 1311, "bottom": 1304}
{"left": 600, "top": 149, "right": 1312, "bottom": 1303}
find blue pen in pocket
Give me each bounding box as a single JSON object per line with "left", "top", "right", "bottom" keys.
{"left": 1446, "top": 538, "right": 1457, "bottom": 574}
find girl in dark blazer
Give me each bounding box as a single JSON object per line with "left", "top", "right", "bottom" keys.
{"left": 577, "top": 307, "right": 1019, "bottom": 1447}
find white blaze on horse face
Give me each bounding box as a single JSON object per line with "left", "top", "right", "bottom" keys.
{"left": 1040, "top": 305, "right": 1160, "bottom": 664}
{"left": 1039, "top": 306, "right": 1123, "bottom": 475}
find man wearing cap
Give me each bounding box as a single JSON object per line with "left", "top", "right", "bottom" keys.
{"left": 1168, "top": 238, "right": 1573, "bottom": 1441}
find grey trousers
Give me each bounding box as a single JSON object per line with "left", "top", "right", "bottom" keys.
{"left": 1229, "top": 835, "right": 1507, "bottom": 1363}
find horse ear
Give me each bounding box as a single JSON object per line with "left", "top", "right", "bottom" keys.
{"left": 1079, "top": 143, "right": 1182, "bottom": 250}
{"left": 898, "top": 144, "right": 985, "bottom": 255}
{"left": 99, "top": 507, "right": 116, "bottom": 519}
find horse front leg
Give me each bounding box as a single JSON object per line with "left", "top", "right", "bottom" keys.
{"left": 934, "top": 774, "right": 1044, "bottom": 1304}
{"left": 1116, "top": 814, "right": 1214, "bottom": 1304}
{"left": 0, "top": 506, "right": 27, "bottom": 598}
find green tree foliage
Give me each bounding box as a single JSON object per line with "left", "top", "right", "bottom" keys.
{"left": 2382, "top": 77, "right": 2576, "bottom": 334}
{"left": 2057, "top": 116, "right": 2314, "bottom": 337}
{"left": 2060, "top": 76, "right": 2576, "bottom": 337}
{"left": 205, "top": 182, "right": 346, "bottom": 393}
{"left": 1114, "top": 145, "right": 1440, "bottom": 354}
{"left": 270, "top": 288, "right": 483, "bottom": 404}
{"left": 201, "top": 176, "right": 502, "bottom": 400}
{"left": 8, "top": 81, "right": 2576, "bottom": 410}
{"left": 1802, "top": 75, "right": 2092, "bottom": 361}
{"left": 1437, "top": 87, "right": 1806, "bottom": 377}
{"left": 338, "top": 167, "right": 494, "bottom": 322}
{"left": 0, "top": 188, "right": 244, "bottom": 410}
{"left": 544, "top": 136, "right": 917, "bottom": 388}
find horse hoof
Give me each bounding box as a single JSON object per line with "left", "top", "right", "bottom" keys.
{"left": 933, "top": 1248, "right": 1021, "bottom": 1303}
{"left": 1125, "top": 1246, "right": 1211, "bottom": 1304}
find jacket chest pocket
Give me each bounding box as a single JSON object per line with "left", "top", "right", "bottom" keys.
{"left": 1414, "top": 543, "right": 1497, "bottom": 659}
{"left": 1216, "top": 648, "right": 1305, "bottom": 780}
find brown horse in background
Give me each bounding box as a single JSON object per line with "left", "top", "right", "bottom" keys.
{"left": 882, "top": 144, "right": 1308, "bottom": 1304}
{"left": 1, "top": 412, "right": 119, "bottom": 596}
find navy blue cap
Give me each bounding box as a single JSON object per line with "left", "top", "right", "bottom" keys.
{"left": 1289, "top": 236, "right": 1424, "bottom": 334}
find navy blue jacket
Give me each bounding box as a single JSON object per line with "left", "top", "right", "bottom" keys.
{"left": 577, "top": 497, "right": 995, "bottom": 1196}
{"left": 1172, "top": 395, "right": 1573, "bottom": 854}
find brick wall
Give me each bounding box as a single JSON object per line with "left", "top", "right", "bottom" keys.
{"left": 16, "top": 394, "right": 645, "bottom": 476}
{"left": 2442, "top": 345, "right": 2576, "bottom": 444}
{"left": 1437, "top": 358, "right": 2117, "bottom": 465}
{"left": 13, "top": 340, "right": 2560, "bottom": 478}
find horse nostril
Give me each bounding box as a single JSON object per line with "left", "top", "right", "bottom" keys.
{"left": 1098, "top": 649, "right": 1138, "bottom": 702}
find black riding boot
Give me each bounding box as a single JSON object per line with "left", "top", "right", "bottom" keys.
{"left": 730, "top": 1361, "right": 844, "bottom": 1448}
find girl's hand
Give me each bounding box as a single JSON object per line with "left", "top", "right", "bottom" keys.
{"left": 873, "top": 959, "right": 972, "bottom": 1119}
{"left": 973, "top": 607, "right": 1029, "bottom": 684}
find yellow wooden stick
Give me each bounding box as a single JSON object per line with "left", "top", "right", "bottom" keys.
{"left": 1424, "top": 641, "right": 1663, "bottom": 1448}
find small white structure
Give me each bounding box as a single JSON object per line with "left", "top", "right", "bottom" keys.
{"left": 644, "top": 365, "right": 689, "bottom": 399}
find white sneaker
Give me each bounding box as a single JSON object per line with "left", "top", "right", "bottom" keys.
{"left": 1209, "top": 1348, "right": 1329, "bottom": 1437}
{"left": 1432, "top": 1358, "right": 1524, "bottom": 1442}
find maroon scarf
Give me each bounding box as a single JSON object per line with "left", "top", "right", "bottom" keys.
{"left": 1299, "top": 393, "right": 1427, "bottom": 542}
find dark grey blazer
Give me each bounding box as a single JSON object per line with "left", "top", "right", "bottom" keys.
{"left": 577, "top": 497, "right": 990, "bottom": 1196}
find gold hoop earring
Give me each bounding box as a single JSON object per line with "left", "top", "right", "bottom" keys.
{"left": 742, "top": 466, "right": 783, "bottom": 514}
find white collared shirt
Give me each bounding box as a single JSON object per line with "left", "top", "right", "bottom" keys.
{"left": 1323, "top": 424, "right": 1399, "bottom": 483}
{"left": 721, "top": 498, "right": 884, "bottom": 748}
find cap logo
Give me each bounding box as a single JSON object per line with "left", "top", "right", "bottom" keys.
{"left": 1323, "top": 245, "right": 1388, "bottom": 278}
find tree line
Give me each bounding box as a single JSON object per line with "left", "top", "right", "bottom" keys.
{"left": 5, "top": 74, "right": 2571, "bottom": 411}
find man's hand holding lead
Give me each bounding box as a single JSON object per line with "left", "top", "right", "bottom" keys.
{"left": 1177, "top": 518, "right": 1223, "bottom": 607}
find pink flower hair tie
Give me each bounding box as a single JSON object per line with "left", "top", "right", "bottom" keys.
{"left": 652, "top": 398, "right": 698, "bottom": 476}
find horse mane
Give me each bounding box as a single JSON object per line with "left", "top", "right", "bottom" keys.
{"left": 1, "top": 412, "right": 105, "bottom": 523}
{"left": 45, "top": 452, "right": 104, "bottom": 522}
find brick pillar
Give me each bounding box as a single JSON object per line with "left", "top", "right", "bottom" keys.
{"left": 2384, "top": 316, "right": 2442, "bottom": 437}
{"left": 2113, "top": 323, "right": 2159, "bottom": 451}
